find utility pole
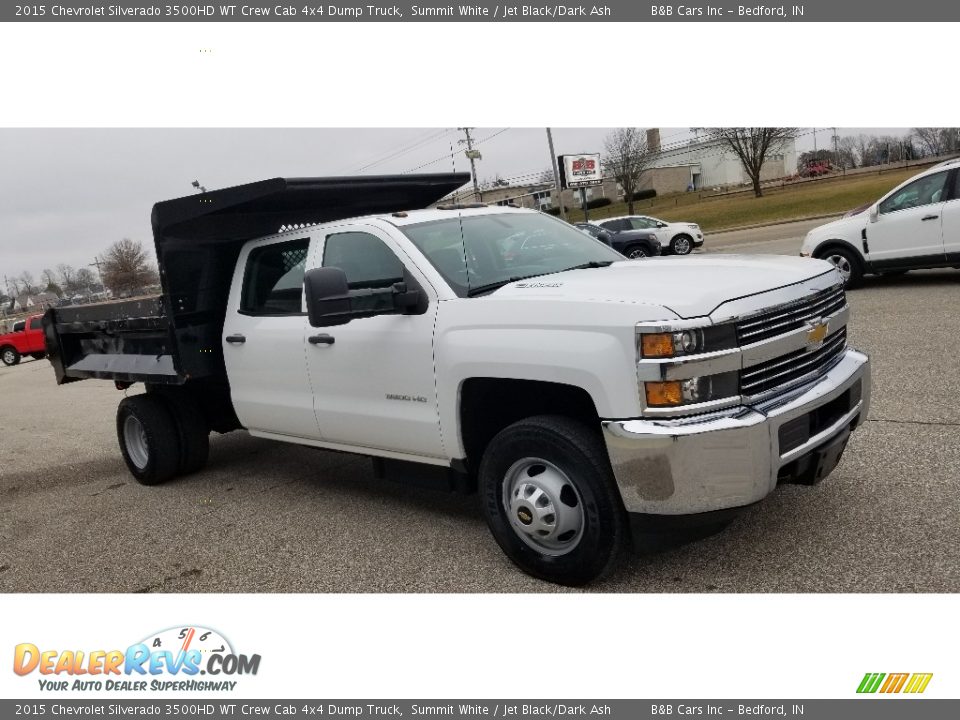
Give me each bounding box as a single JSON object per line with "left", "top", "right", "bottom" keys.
{"left": 545, "top": 128, "right": 566, "bottom": 221}
{"left": 458, "top": 127, "right": 482, "bottom": 202}
{"left": 832, "top": 127, "right": 843, "bottom": 174}
{"left": 89, "top": 256, "right": 104, "bottom": 291}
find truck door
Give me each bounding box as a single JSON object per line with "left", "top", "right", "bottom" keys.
{"left": 868, "top": 169, "right": 949, "bottom": 266}
{"left": 223, "top": 235, "right": 322, "bottom": 439}
{"left": 306, "top": 225, "right": 444, "bottom": 460}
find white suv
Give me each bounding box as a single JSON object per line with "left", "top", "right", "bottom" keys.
{"left": 598, "top": 215, "right": 704, "bottom": 255}
{"left": 801, "top": 159, "right": 960, "bottom": 286}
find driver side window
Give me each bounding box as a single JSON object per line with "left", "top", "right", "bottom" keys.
{"left": 879, "top": 171, "right": 949, "bottom": 215}
{"left": 628, "top": 218, "right": 654, "bottom": 230}
{"left": 323, "top": 231, "right": 405, "bottom": 290}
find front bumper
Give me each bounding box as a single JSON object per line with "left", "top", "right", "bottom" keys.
{"left": 601, "top": 348, "right": 870, "bottom": 515}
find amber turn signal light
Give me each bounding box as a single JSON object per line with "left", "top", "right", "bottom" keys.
{"left": 641, "top": 333, "right": 674, "bottom": 358}
{"left": 645, "top": 381, "right": 683, "bottom": 407}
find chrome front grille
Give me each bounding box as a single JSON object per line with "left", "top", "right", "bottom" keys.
{"left": 740, "top": 327, "right": 847, "bottom": 399}
{"left": 736, "top": 285, "right": 846, "bottom": 345}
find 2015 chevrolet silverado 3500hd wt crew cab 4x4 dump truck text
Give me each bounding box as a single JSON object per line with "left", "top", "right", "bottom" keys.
{"left": 43, "top": 174, "right": 871, "bottom": 585}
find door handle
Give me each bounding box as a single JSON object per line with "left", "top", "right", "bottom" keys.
{"left": 921, "top": 215, "right": 939, "bottom": 221}
{"left": 225, "top": 334, "right": 246, "bottom": 344}
{"left": 308, "top": 334, "right": 335, "bottom": 346}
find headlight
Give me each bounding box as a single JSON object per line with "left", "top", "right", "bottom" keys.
{"left": 638, "top": 325, "right": 737, "bottom": 358}
{"left": 644, "top": 372, "right": 739, "bottom": 407}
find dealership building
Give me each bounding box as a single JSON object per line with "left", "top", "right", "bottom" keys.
{"left": 446, "top": 129, "right": 798, "bottom": 210}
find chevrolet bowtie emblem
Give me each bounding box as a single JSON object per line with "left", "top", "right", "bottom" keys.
{"left": 807, "top": 321, "right": 828, "bottom": 347}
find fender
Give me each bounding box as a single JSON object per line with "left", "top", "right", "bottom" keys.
{"left": 811, "top": 238, "right": 872, "bottom": 271}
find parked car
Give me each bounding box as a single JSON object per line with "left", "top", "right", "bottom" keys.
{"left": 596, "top": 215, "right": 704, "bottom": 255}
{"left": 0, "top": 314, "right": 47, "bottom": 366}
{"left": 45, "top": 175, "right": 870, "bottom": 585}
{"left": 801, "top": 159, "right": 960, "bottom": 286}
{"left": 574, "top": 222, "right": 661, "bottom": 259}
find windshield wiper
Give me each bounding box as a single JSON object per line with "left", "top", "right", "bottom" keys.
{"left": 467, "top": 276, "right": 528, "bottom": 297}
{"left": 561, "top": 260, "right": 614, "bottom": 271}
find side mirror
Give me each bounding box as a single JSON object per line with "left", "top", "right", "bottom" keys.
{"left": 657, "top": 222, "right": 668, "bottom": 228}
{"left": 304, "top": 266, "right": 352, "bottom": 327}
{"left": 304, "top": 266, "right": 423, "bottom": 328}
{"left": 597, "top": 230, "right": 612, "bottom": 245}
{"left": 869, "top": 205, "right": 879, "bottom": 223}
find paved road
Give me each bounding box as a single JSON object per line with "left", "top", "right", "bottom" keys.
{"left": 2, "top": 222, "right": 959, "bottom": 593}
{"left": 705, "top": 217, "right": 831, "bottom": 255}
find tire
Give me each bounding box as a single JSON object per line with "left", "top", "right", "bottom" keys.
{"left": 30, "top": 352, "right": 46, "bottom": 360}
{"left": 1, "top": 346, "right": 20, "bottom": 366}
{"left": 160, "top": 392, "right": 210, "bottom": 475}
{"left": 817, "top": 246, "right": 863, "bottom": 288}
{"left": 478, "top": 415, "right": 628, "bottom": 586}
{"left": 623, "top": 244, "right": 649, "bottom": 259}
{"left": 116, "top": 395, "right": 181, "bottom": 485}
{"left": 670, "top": 234, "right": 694, "bottom": 255}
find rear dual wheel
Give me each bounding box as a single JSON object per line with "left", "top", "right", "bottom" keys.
{"left": 117, "top": 393, "right": 210, "bottom": 485}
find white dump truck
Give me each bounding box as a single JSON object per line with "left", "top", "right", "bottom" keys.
{"left": 44, "top": 174, "right": 870, "bottom": 584}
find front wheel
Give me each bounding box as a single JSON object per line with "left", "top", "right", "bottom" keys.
{"left": 819, "top": 247, "right": 863, "bottom": 288}
{"left": 479, "top": 415, "right": 628, "bottom": 586}
{"left": 670, "top": 234, "right": 694, "bottom": 255}
{"left": 1, "top": 347, "right": 20, "bottom": 366}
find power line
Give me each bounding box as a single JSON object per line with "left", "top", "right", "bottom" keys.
{"left": 402, "top": 128, "right": 510, "bottom": 174}
{"left": 356, "top": 128, "right": 455, "bottom": 173}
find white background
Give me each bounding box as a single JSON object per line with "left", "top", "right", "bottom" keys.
{"left": 0, "top": 20, "right": 956, "bottom": 701}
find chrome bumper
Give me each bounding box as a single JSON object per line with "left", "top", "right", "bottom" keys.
{"left": 602, "top": 348, "right": 870, "bottom": 515}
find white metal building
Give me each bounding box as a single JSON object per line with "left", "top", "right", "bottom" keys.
{"left": 647, "top": 129, "right": 798, "bottom": 191}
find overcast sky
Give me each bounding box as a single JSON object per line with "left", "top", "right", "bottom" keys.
{"left": 0, "top": 127, "right": 912, "bottom": 287}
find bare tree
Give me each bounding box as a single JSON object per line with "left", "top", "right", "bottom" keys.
{"left": 101, "top": 239, "right": 158, "bottom": 297}
{"left": 17, "top": 271, "right": 39, "bottom": 296}
{"left": 73, "top": 267, "right": 99, "bottom": 294}
{"left": 912, "top": 128, "right": 946, "bottom": 157}
{"left": 701, "top": 128, "right": 798, "bottom": 197}
{"left": 838, "top": 136, "right": 859, "bottom": 169}
{"left": 604, "top": 128, "right": 655, "bottom": 214}
{"left": 56, "top": 264, "right": 78, "bottom": 293}
{"left": 41, "top": 268, "right": 63, "bottom": 297}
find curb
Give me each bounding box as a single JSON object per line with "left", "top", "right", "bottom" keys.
{"left": 705, "top": 213, "right": 844, "bottom": 236}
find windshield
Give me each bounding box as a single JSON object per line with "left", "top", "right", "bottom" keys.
{"left": 400, "top": 212, "right": 622, "bottom": 297}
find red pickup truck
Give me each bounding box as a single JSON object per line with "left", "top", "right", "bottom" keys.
{"left": 0, "top": 314, "right": 47, "bottom": 366}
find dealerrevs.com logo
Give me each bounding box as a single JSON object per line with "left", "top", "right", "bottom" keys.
{"left": 13, "top": 626, "right": 261, "bottom": 692}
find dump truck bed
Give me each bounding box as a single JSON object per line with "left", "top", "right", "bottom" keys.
{"left": 43, "top": 173, "right": 470, "bottom": 388}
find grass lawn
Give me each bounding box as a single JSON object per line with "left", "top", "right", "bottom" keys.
{"left": 563, "top": 167, "right": 918, "bottom": 232}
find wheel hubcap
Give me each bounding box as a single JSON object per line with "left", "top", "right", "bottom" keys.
{"left": 123, "top": 415, "right": 150, "bottom": 470}
{"left": 503, "top": 458, "right": 585, "bottom": 556}
{"left": 2, "top": 350, "right": 13, "bottom": 364}
{"left": 674, "top": 237, "right": 691, "bottom": 254}
{"left": 825, "top": 254, "right": 852, "bottom": 282}
{"left": 628, "top": 248, "right": 647, "bottom": 259}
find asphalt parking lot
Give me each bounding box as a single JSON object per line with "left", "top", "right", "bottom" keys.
{"left": 2, "top": 220, "right": 959, "bottom": 593}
